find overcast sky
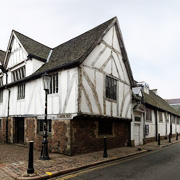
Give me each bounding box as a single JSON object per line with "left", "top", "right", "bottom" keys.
{"left": 0, "top": 0, "right": 179, "bottom": 99}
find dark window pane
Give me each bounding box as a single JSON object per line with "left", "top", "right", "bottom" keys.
{"left": 56, "top": 73, "right": 58, "bottom": 93}
{"left": 98, "top": 120, "right": 112, "bottom": 135}
{"left": 105, "top": 76, "right": 117, "bottom": 100}
{"left": 53, "top": 74, "right": 55, "bottom": 93}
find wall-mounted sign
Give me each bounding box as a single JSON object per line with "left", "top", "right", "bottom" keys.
{"left": 145, "top": 125, "right": 149, "bottom": 135}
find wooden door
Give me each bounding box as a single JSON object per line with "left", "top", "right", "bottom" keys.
{"left": 15, "top": 118, "right": 24, "bottom": 144}
{"left": 134, "top": 123, "right": 140, "bottom": 146}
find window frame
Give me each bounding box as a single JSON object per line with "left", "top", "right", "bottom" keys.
{"left": 17, "top": 84, "right": 25, "bottom": 100}
{"left": 105, "top": 75, "right": 117, "bottom": 101}
{"left": 146, "top": 108, "right": 152, "bottom": 122}
{"left": 12, "top": 66, "right": 26, "bottom": 82}
{"left": 159, "top": 112, "right": 163, "bottom": 123}
{"left": 0, "top": 76, "right": 3, "bottom": 86}
{"left": 0, "top": 90, "right": 3, "bottom": 103}
{"left": 37, "top": 119, "right": 52, "bottom": 134}
{"left": 49, "top": 72, "right": 58, "bottom": 94}
{"left": 98, "top": 120, "right": 113, "bottom": 135}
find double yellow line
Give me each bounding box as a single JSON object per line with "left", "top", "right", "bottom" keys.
{"left": 56, "top": 145, "right": 172, "bottom": 180}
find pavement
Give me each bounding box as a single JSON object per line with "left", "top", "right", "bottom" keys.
{"left": 0, "top": 137, "right": 179, "bottom": 180}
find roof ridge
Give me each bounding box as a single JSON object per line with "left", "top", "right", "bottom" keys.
{"left": 13, "top": 30, "right": 51, "bottom": 49}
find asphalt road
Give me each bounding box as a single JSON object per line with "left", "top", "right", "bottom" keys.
{"left": 56, "top": 143, "right": 180, "bottom": 180}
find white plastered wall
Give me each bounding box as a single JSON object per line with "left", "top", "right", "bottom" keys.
{"left": 81, "top": 24, "right": 132, "bottom": 119}
{"left": 7, "top": 67, "right": 78, "bottom": 117}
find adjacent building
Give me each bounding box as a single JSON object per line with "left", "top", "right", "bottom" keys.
{"left": 131, "top": 84, "right": 180, "bottom": 146}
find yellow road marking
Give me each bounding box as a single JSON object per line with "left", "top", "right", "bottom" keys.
{"left": 46, "top": 172, "right": 52, "bottom": 176}
{"left": 57, "top": 145, "right": 172, "bottom": 180}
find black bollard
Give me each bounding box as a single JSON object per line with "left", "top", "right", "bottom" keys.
{"left": 27, "top": 141, "right": 34, "bottom": 174}
{"left": 103, "top": 137, "right": 108, "bottom": 158}
{"left": 176, "top": 132, "right": 178, "bottom": 140}
{"left": 158, "top": 133, "right": 160, "bottom": 145}
{"left": 169, "top": 133, "right": 171, "bottom": 143}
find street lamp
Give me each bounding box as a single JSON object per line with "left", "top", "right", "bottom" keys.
{"left": 39, "top": 73, "right": 51, "bottom": 160}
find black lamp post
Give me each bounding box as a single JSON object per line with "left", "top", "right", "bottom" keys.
{"left": 39, "top": 73, "right": 51, "bottom": 160}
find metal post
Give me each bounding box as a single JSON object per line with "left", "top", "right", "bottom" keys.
{"left": 158, "top": 133, "right": 160, "bottom": 145}
{"left": 27, "top": 141, "right": 34, "bottom": 174}
{"left": 40, "top": 90, "right": 50, "bottom": 160}
{"left": 103, "top": 137, "right": 108, "bottom": 158}
{"left": 176, "top": 132, "right": 178, "bottom": 140}
{"left": 169, "top": 133, "right": 171, "bottom": 143}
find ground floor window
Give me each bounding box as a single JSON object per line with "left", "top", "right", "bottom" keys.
{"left": 37, "top": 120, "right": 52, "bottom": 133}
{"left": 98, "top": 120, "right": 112, "bottom": 135}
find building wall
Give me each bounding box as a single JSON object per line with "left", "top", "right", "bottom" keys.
{"left": 71, "top": 118, "right": 130, "bottom": 155}
{"left": 81, "top": 24, "right": 132, "bottom": 119}
{"left": 0, "top": 67, "right": 78, "bottom": 118}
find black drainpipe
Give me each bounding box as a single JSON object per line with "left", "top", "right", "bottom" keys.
{"left": 6, "top": 71, "right": 11, "bottom": 143}
{"left": 155, "top": 110, "right": 158, "bottom": 141}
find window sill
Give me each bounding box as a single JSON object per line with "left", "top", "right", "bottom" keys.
{"left": 96, "top": 134, "right": 115, "bottom": 138}
{"left": 37, "top": 132, "right": 52, "bottom": 137}
{"left": 105, "top": 98, "right": 117, "bottom": 103}
{"left": 146, "top": 120, "right": 153, "bottom": 123}
{"left": 17, "top": 99, "right": 25, "bottom": 101}
{"left": 48, "top": 93, "right": 59, "bottom": 97}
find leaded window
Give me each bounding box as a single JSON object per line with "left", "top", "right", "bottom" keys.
{"left": 49, "top": 73, "right": 58, "bottom": 94}
{"left": 37, "top": 120, "right": 52, "bottom": 133}
{"left": 159, "top": 112, "right": 163, "bottom": 123}
{"left": 0, "top": 77, "right": 3, "bottom": 86}
{"left": 171, "top": 115, "right": 175, "bottom": 124}
{"left": 12, "top": 66, "right": 25, "bottom": 82}
{"left": 0, "top": 91, "right": 3, "bottom": 103}
{"left": 17, "top": 84, "right": 25, "bottom": 100}
{"left": 105, "top": 76, "right": 117, "bottom": 100}
{"left": 146, "top": 108, "right": 152, "bottom": 121}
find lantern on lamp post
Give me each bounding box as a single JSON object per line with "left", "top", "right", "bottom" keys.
{"left": 39, "top": 73, "right": 51, "bottom": 160}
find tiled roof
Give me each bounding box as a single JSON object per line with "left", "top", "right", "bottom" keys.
{"left": 144, "top": 90, "right": 180, "bottom": 116}
{"left": 0, "top": 17, "right": 135, "bottom": 88}
{"left": 13, "top": 30, "right": 51, "bottom": 61}
{"left": 36, "top": 17, "right": 117, "bottom": 73}
{"left": 0, "top": 50, "right": 5, "bottom": 64}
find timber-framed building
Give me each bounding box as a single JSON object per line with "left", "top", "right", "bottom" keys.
{"left": 0, "top": 17, "right": 135, "bottom": 155}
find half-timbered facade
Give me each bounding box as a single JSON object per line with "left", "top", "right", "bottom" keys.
{"left": 0, "top": 17, "right": 136, "bottom": 155}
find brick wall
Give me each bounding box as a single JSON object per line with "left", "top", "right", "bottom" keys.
{"left": 24, "top": 118, "right": 70, "bottom": 155}
{"left": 71, "top": 119, "right": 130, "bottom": 155}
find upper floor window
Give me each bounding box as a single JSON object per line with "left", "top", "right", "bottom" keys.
{"left": 12, "top": 66, "right": 25, "bottom": 82}
{"left": 17, "top": 84, "right": 25, "bottom": 100}
{"left": 146, "top": 108, "right": 152, "bottom": 122}
{"left": 0, "top": 76, "right": 3, "bottom": 86}
{"left": 0, "top": 91, "right": 3, "bottom": 103}
{"left": 171, "top": 115, "right": 175, "bottom": 124}
{"left": 159, "top": 112, "right": 163, "bottom": 123}
{"left": 49, "top": 73, "right": 58, "bottom": 94}
{"left": 105, "top": 76, "right": 117, "bottom": 100}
